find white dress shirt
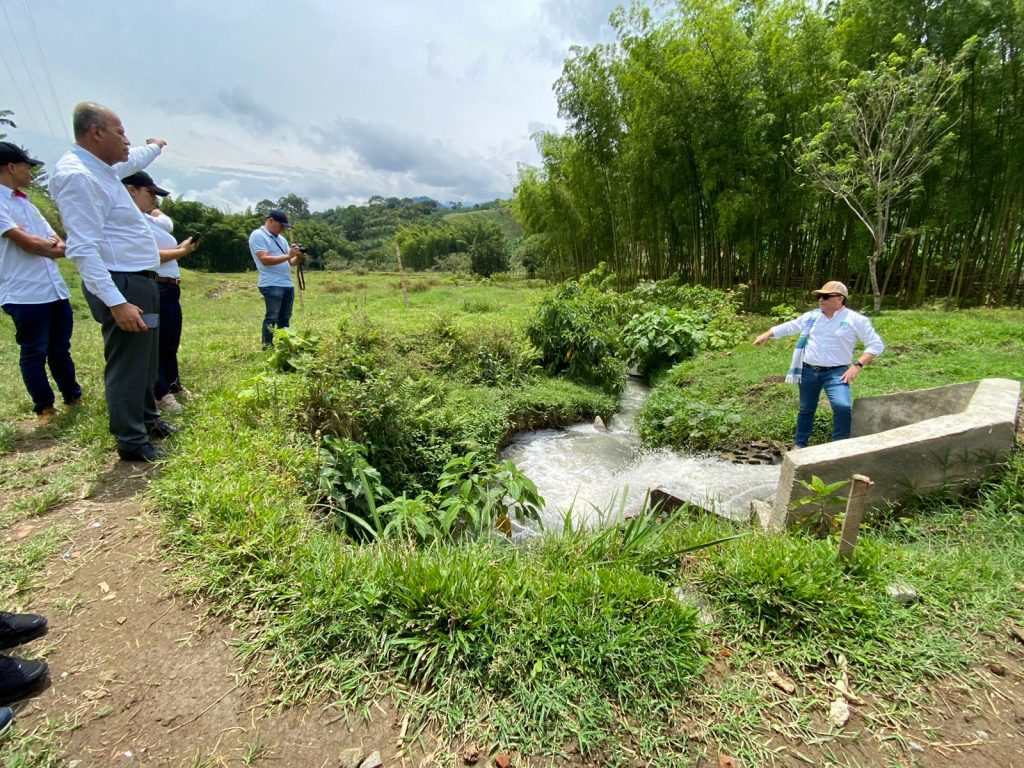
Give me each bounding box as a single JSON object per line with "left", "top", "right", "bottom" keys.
{"left": 771, "top": 307, "right": 885, "bottom": 367}
{"left": 148, "top": 215, "right": 180, "bottom": 279}
{"left": 0, "top": 182, "right": 70, "bottom": 306}
{"left": 50, "top": 144, "right": 163, "bottom": 307}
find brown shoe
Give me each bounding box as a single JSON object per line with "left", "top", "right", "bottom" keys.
{"left": 36, "top": 407, "right": 58, "bottom": 427}
{"left": 66, "top": 397, "right": 83, "bottom": 410}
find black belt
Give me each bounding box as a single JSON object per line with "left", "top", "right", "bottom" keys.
{"left": 155, "top": 276, "right": 181, "bottom": 285}
{"left": 110, "top": 270, "right": 157, "bottom": 279}
{"left": 803, "top": 363, "right": 845, "bottom": 371}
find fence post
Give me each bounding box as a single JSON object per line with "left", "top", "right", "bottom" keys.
{"left": 837, "top": 474, "right": 873, "bottom": 562}
{"left": 395, "top": 243, "right": 410, "bottom": 308}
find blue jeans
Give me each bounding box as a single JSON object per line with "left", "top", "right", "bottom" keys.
{"left": 259, "top": 286, "right": 294, "bottom": 348}
{"left": 3, "top": 299, "right": 82, "bottom": 413}
{"left": 796, "top": 364, "right": 852, "bottom": 447}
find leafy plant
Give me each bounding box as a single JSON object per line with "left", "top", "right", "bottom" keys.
{"left": 621, "top": 306, "right": 702, "bottom": 378}
{"left": 433, "top": 451, "right": 543, "bottom": 540}
{"left": 635, "top": 387, "right": 743, "bottom": 450}
{"left": 789, "top": 475, "right": 850, "bottom": 536}
{"left": 526, "top": 268, "right": 626, "bottom": 395}
{"left": 267, "top": 327, "right": 322, "bottom": 372}
{"left": 318, "top": 435, "right": 392, "bottom": 537}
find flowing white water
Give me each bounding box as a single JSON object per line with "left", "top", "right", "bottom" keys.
{"left": 501, "top": 379, "right": 781, "bottom": 530}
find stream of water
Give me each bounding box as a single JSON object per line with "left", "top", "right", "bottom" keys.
{"left": 501, "top": 379, "right": 781, "bottom": 531}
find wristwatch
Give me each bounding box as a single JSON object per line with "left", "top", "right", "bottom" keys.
{"left": 853, "top": 361, "right": 864, "bottom": 368}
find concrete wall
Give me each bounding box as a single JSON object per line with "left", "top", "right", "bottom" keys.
{"left": 759, "top": 378, "right": 1021, "bottom": 531}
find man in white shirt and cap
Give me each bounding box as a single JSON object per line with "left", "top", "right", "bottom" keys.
{"left": 0, "top": 142, "right": 81, "bottom": 426}
{"left": 50, "top": 102, "right": 175, "bottom": 462}
{"left": 754, "top": 280, "right": 884, "bottom": 449}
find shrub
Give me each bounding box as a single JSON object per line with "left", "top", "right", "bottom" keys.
{"left": 526, "top": 272, "right": 626, "bottom": 396}
{"left": 621, "top": 306, "right": 703, "bottom": 378}
{"left": 635, "top": 384, "right": 743, "bottom": 450}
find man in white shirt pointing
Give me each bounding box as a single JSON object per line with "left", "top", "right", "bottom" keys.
{"left": 50, "top": 102, "right": 175, "bottom": 462}
{"left": 754, "top": 280, "right": 885, "bottom": 449}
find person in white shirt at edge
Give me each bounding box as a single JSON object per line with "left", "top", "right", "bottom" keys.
{"left": 50, "top": 102, "right": 175, "bottom": 463}
{"left": 0, "top": 142, "right": 81, "bottom": 427}
{"left": 754, "top": 280, "right": 885, "bottom": 449}
{"left": 121, "top": 172, "right": 197, "bottom": 415}
{"left": 248, "top": 209, "right": 305, "bottom": 348}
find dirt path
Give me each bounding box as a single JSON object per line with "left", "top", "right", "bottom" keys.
{"left": 4, "top": 431, "right": 1024, "bottom": 767}
{"left": 6, "top": 443, "right": 403, "bottom": 768}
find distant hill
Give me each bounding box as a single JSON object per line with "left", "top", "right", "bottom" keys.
{"left": 443, "top": 204, "right": 523, "bottom": 239}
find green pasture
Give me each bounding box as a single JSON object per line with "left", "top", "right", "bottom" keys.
{"left": 2, "top": 268, "right": 1023, "bottom": 766}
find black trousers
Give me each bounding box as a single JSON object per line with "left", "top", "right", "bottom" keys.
{"left": 82, "top": 273, "right": 160, "bottom": 450}
{"left": 155, "top": 282, "right": 182, "bottom": 400}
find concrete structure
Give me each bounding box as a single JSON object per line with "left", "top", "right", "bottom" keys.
{"left": 757, "top": 378, "right": 1021, "bottom": 531}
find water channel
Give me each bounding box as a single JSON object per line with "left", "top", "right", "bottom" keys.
{"left": 501, "top": 378, "right": 782, "bottom": 532}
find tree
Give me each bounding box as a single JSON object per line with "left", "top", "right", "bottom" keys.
{"left": 0, "top": 109, "right": 15, "bottom": 138}
{"left": 275, "top": 193, "right": 311, "bottom": 221}
{"left": 792, "top": 37, "right": 975, "bottom": 309}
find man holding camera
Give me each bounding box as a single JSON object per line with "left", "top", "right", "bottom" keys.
{"left": 50, "top": 102, "right": 174, "bottom": 462}
{"left": 248, "top": 209, "right": 304, "bottom": 348}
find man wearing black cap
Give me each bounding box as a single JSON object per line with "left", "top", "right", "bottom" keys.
{"left": 0, "top": 142, "right": 82, "bottom": 426}
{"left": 50, "top": 102, "right": 173, "bottom": 462}
{"left": 249, "top": 210, "right": 304, "bottom": 348}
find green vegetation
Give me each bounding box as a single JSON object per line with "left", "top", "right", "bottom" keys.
{"left": 2, "top": 269, "right": 1023, "bottom": 766}
{"left": 515, "top": 0, "right": 1024, "bottom": 308}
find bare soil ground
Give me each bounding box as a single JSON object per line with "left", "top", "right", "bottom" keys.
{"left": 4, "top": 430, "right": 1024, "bottom": 767}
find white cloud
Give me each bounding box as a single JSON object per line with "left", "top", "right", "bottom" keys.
{"left": 0, "top": 0, "right": 624, "bottom": 211}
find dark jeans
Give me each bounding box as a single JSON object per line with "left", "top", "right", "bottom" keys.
{"left": 2, "top": 299, "right": 82, "bottom": 413}
{"left": 82, "top": 273, "right": 160, "bottom": 451}
{"left": 155, "top": 282, "right": 182, "bottom": 400}
{"left": 796, "top": 364, "right": 852, "bottom": 447}
{"left": 259, "top": 285, "right": 294, "bottom": 348}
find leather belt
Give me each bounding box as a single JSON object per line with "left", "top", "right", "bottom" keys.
{"left": 155, "top": 276, "right": 181, "bottom": 285}
{"left": 110, "top": 270, "right": 157, "bottom": 279}
{"left": 803, "top": 363, "right": 845, "bottom": 371}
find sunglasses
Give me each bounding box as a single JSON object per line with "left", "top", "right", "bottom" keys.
{"left": 818, "top": 293, "right": 844, "bottom": 299}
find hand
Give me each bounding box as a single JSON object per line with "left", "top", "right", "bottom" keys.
{"left": 43, "top": 238, "right": 66, "bottom": 259}
{"left": 754, "top": 331, "right": 772, "bottom": 346}
{"left": 146, "top": 138, "right": 167, "bottom": 148}
{"left": 179, "top": 236, "right": 198, "bottom": 254}
{"left": 111, "top": 302, "right": 148, "bottom": 332}
{"left": 841, "top": 365, "right": 860, "bottom": 384}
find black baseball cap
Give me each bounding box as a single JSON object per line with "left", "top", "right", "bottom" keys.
{"left": 122, "top": 171, "right": 169, "bottom": 197}
{"left": 267, "top": 209, "right": 292, "bottom": 228}
{"left": 0, "top": 141, "right": 43, "bottom": 167}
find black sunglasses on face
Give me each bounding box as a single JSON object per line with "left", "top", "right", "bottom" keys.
{"left": 818, "top": 293, "right": 843, "bottom": 299}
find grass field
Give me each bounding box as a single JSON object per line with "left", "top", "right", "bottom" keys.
{"left": 2, "top": 266, "right": 1022, "bottom": 766}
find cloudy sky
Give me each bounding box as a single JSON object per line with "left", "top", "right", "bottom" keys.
{"left": 0, "top": 0, "right": 623, "bottom": 212}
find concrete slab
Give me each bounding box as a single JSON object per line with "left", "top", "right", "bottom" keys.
{"left": 759, "top": 378, "right": 1021, "bottom": 531}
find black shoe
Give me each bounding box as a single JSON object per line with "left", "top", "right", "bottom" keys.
{"left": 148, "top": 420, "right": 177, "bottom": 440}
{"left": 0, "top": 612, "right": 47, "bottom": 650}
{"left": 0, "top": 655, "right": 48, "bottom": 705}
{"left": 117, "top": 442, "right": 162, "bottom": 463}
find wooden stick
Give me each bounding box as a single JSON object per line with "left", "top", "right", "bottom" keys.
{"left": 395, "top": 242, "right": 410, "bottom": 308}
{"left": 837, "top": 474, "right": 873, "bottom": 561}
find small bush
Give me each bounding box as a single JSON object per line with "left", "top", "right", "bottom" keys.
{"left": 526, "top": 269, "right": 626, "bottom": 396}
{"left": 635, "top": 384, "right": 743, "bottom": 450}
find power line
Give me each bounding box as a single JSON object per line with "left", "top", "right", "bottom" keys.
{"left": 0, "top": 2, "right": 63, "bottom": 158}
{"left": 21, "top": 0, "right": 72, "bottom": 145}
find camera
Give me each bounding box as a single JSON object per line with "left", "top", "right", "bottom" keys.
{"left": 296, "top": 244, "right": 309, "bottom": 254}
